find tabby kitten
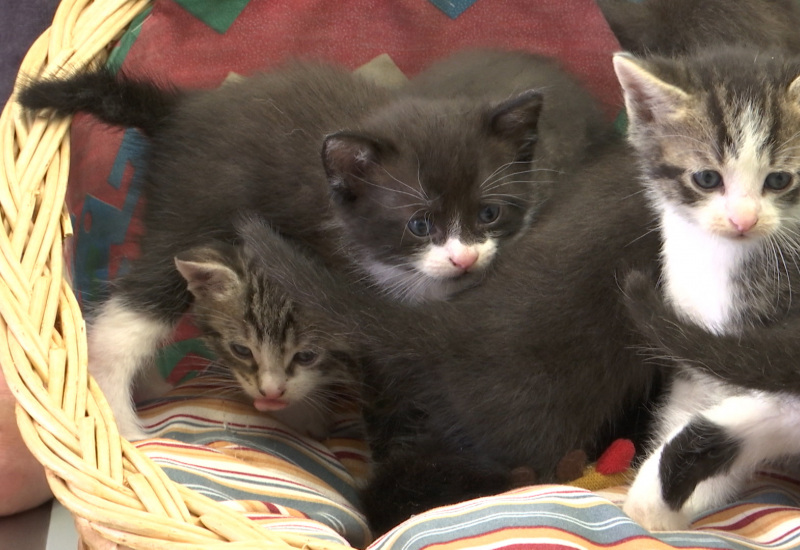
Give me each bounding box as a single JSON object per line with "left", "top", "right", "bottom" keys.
{"left": 236, "top": 134, "right": 662, "bottom": 534}
{"left": 174, "top": 242, "right": 358, "bottom": 439}
{"left": 614, "top": 47, "right": 800, "bottom": 530}
{"left": 20, "top": 52, "right": 602, "bottom": 439}
{"left": 598, "top": 0, "right": 800, "bottom": 57}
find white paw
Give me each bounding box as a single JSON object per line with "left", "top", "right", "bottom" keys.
{"left": 624, "top": 450, "right": 691, "bottom": 531}
{"left": 302, "top": 414, "right": 332, "bottom": 441}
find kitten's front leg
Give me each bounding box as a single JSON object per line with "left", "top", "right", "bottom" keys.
{"left": 625, "top": 417, "right": 744, "bottom": 531}
{"left": 623, "top": 376, "right": 711, "bottom": 530}
{"left": 88, "top": 297, "right": 173, "bottom": 441}
{"left": 625, "top": 392, "right": 800, "bottom": 531}
{"left": 637, "top": 416, "right": 744, "bottom": 530}
{"left": 679, "top": 393, "right": 800, "bottom": 514}
{"left": 623, "top": 443, "right": 690, "bottom": 531}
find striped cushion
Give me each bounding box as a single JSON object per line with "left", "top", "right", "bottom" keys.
{"left": 135, "top": 374, "right": 372, "bottom": 548}
{"left": 371, "top": 479, "right": 800, "bottom": 550}
{"left": 135, "top": 374, "right": 800, "bottom": 550}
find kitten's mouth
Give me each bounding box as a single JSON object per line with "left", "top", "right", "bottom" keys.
{"left": 721, "top": 230, "right": 759, "bottom": 241}
{"left": 451, "top": 265, "right": 477, "bottom": 276}
{"left": 435, "top": 265, "right": 482, "bottom": 279}
{"left": 253, "top": 397, "right": 289, "bottom": 411}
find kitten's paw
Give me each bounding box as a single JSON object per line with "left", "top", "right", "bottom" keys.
{"left": 133, "top": 365, "right": 174, "bottom": 401}
{"left": 620, "top": 269, "right": 686, "bottom": 351}
{"left": 623, "top": 489, "right": 689, "bottom": 531}
{"left": 302, "top": 425, "right": 330, "bottom": 441}
{"left": 302, "top": 414, "right": 332, "bottom": 441}
{"left": 624, "top": 453, "right": 691, "bottom": 531}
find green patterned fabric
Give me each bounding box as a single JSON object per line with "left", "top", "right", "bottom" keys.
{"left": 172, "top": 0, "right": 250, "bottom": 33}
{"left": 106, "top": 7, "right": 153, "bottom": 72}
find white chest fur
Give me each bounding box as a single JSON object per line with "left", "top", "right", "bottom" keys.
{"left": 660, "top": 206, "right": 758, "bottom": 334}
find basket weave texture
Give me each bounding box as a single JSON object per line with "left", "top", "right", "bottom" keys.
{"left": 0, "top": 1, "right": 353, "bottom": 548}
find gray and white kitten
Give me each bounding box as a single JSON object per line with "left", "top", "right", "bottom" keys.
{"left": 328, "top": 49, "right": 610, "bottom": 302}
{"left": 174, "top": 243, "right": 358, "bottom": 440}
{"left": 614, "top": 47, "right": 800, "bottom": 531}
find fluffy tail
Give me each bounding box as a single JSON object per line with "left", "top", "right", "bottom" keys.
{"left": 623, "top": 269, "right": 800, "bottom": 394}
{"left": 18, "top": 69, "right": 179, "bottom": 135}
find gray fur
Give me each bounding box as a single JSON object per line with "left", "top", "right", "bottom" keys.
{"left": 19, "top": 52, "right": 611, "bottom": 442}
{"left": 599, "top": 0, "right": 800, "bottom": 57}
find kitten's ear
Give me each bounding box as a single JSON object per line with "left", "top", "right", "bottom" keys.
{"left": 322, "top": 131, "right": 394, "bottom": 202}
{"left": 487, "top": 90, "right": 543, "bottom": 152}
{"left": 175, "top": 246, "right": 241, "bottom": 300}
{"left": 613, "top": 53, "right": 689, "bottom": 125}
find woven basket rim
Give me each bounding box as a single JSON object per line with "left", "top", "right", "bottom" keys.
{"left": 0, "top": 2, "right": 355, "bottom": 548}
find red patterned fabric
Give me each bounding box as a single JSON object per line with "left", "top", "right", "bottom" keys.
{"left": 122, "top": 0, "right": 622, "bottom": 115}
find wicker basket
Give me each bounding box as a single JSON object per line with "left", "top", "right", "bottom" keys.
{"left": 0, "top": 1, "right": 354, "bottom": 548}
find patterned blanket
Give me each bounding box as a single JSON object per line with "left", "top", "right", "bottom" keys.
{"left": 66, "top": 1, "right": 800, "bottom": 548}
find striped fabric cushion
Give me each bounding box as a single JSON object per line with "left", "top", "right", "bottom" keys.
{"left": 134, "top": 373, "right": 800, "bottom": 550}
{"left": 135, "top": 374, "right": 372, "bottom": 547}
{"left": 370, "top": 479, "right": 800, "bottom": 550}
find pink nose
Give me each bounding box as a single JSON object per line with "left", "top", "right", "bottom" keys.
{"left": 260, "top": 386, "right": 285, "bottom": 399}
{"left": 449, "top": 249, "right": 478, "bottom": 270}
{"left": 729, "top": 215, "right": 757, "bottom": 234}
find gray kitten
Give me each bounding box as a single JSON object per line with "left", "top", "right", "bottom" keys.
{"left": 327, "top": 50, "right": 611, "bottom": 302}
{"left": 235, "top": 136, "right": 662, "bottom": 534}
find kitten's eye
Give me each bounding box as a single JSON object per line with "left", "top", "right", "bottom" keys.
{"left": 691, "top": 170, "right": 723, "bottom": 190}
{"left": 229, "top": 343, "right": 253, "bottom": 359}
{"left": 407, "top": 216, "right": 434, "bottom": 237}
{"left": 478, "top": 204, "right": 501, "bottom": 224}
{"left": 764, "top": 171, "right": 793, "bottom": 191}
{"left": 293, "top": 350, "right": 318, "bottom": 365}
